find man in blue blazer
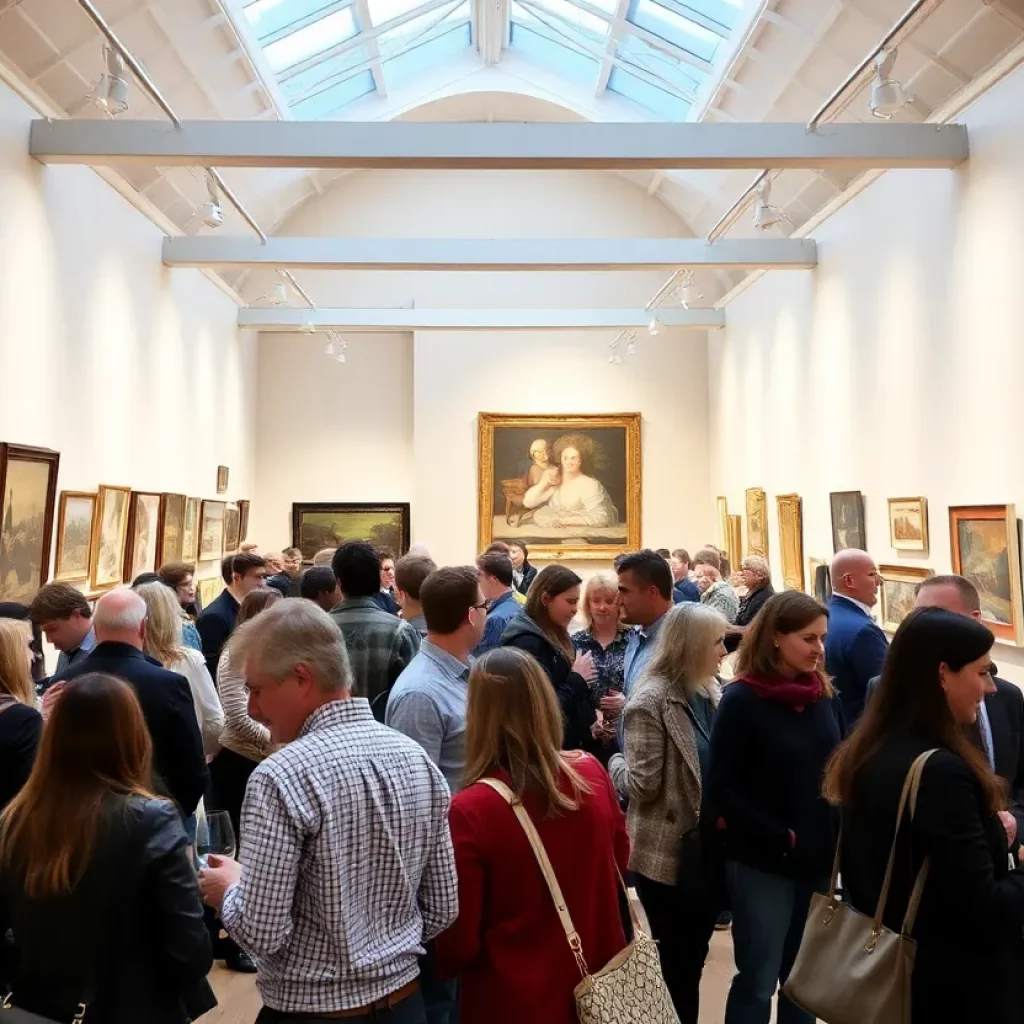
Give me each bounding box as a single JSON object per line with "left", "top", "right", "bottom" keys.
{"left": 824, "top": 548, "right": 888, "bottom": 725}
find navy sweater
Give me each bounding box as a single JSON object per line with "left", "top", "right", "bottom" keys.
{"left": 708, "top": 679, "right": 843, "bottom": 878}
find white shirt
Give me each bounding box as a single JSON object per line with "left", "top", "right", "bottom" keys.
{"left": 832, "top": 592, "right": 876, "bottom": 618}
{"left": 169, "top": 647, "right": 224, "bottom": 759}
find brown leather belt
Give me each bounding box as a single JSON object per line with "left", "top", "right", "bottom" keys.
{"left": 291, "top": 979, "right": 420, "bottom": 1019}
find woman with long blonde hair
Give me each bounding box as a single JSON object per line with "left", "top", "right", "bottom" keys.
{"left": 435, "top": 647, "right": 629, "bottom": 1024}
{"left": 136, "top": 582, "right": 224, "bottom": 758}
{"left": 0, "top": 617, "right": 41, "bottom": 809}
{"left": 0, "top": 672, "right": 213, "bottom": 1022}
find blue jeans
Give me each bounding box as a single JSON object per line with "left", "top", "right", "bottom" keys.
{"left": 724, "top": 861, "right": 823, "bottom": 1024}
{"left": 256, "top": 991, "right": 427, "bottom": 1023}
{"left": 420, "top": 943, "right": 458, "bottom": 1024}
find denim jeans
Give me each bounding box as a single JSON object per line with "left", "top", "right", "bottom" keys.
{"left": 724, "top": 861, "right": 823, "bottom": 1024}
{"left": 420, "top": 942, "right": 458, "bottom": 1024}
{"left": 256, "top": 991, "right": 427, "bottom": 1024}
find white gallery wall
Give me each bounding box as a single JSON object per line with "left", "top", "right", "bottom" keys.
{"left": 0, "top": 78, "right": 257, "bottom": 586}
{"left": 253, "top": 168, "right": 713, "bottom": 563}
{"left": 709, "top": 63, "right": 1024, "bottom": 681}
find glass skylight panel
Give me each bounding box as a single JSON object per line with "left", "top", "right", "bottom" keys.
{"left": 617, "top": 32, "right": 703, "bottom": 95}
{"left": 517, "top": 0, "right": 609, "bottom": 41}
{"left": 384, "top": 23, "right": 472, "bottom": 86}
{"left": 290, "top": 69, "right": 376, "bottom": 117}
{"left": 244, "top": 0, "right": 349, "bottom": 45}
{"left": 630, "top": 0, "right": 720, "bottom": 62}
{"left": 509, "top": 22, "right": 601, "bottom": 84}
{"left": 608, "top": 66, "right": 690, "bottom": 118}
{"left": 263, "top": 6, "right": 358, "bottom": 71}
{"left": 377, "top": 0, "right": 469, "bottom": 59}
{"left": 278, "top": 44, "right": 368, "bottom": 101}
{"left": 367, "top": 0, "right": 432, "bottom": 24}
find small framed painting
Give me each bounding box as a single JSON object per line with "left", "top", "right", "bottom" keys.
{"left": 158, "top": 493, "right": 187, "bottom": 566}
{"left": 199, "top": 500, "right": 226, "bottom": 561}
{"left": 224, "top": 504, "right": 241, "bottom": 555}
{"left": 90, "top": 484, "right": 131, "bottom": 593}
{"left": 726, "top": 514, "right": 742, "bottom": 572}
{"left": 776, "top": 494, "right": 804, "bottom": 591}
{"left": 124, "top": 492, "right": 162, "bottom": 582}
{"left": 54, "top": 491, "right": 96, "bottom": 583}
{"left": 888, "top": 497, "right": 929, "bottom": 554}
{"left": 880, "top": 565, "right": 934, "bottom": 633}
{"left": 808, "top": 557, "right": 831, "bottom": 604}
{"left": 293, "top": 502, "right": 411, "bottom": 563}
{"left": 830, "top": 491, "right": 866, "bottom": 553}
{"left": 717, "top": 496, "right": 729, "bottom": 552}
{"left": 745, "top": 488, "right": 767, "bottom": 558}
{"left": 0, "top": 443, "right": 60, "bottom": 602}
{"left": 197, "top": 574, "right": 225, "bottom": 610}
{"left": 238, "top": 499, "right": 250, "bottom": 543}
{"left": 216, "top": 466, "right": 229, "bottom": 494}
{"left": 949, "top": 504, "right": 1023, "bottom": 645}
{"left": 182, "top": 498, "right": 201, "bottom": 562}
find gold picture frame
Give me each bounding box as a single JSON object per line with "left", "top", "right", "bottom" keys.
{"left": 888, "top": 497, "right": 929, "bottom": 554}
{"left": 477, "top": 412, "right": 641, "bottom": 561}
{"left": 717, "top": 496, "right": 729, "bottom": 553}
{"left": 776, "top": 493, "right": 804, "bottom": 591}
{"left": 879, "top": 564, "right": 934, "bottom": 633}
{"left": 89, "top": 484, "right": 131, "bottom": 593}
{"left": 54, "top": 491, "right": 96, "bottom": 583}
{"left": 726, "top": 515, "right": 742, "bottom": 571}
{"left": 197, "top": 574, "right": 225, "bottom": 609}
{"left": 745, "top": 487, "right": 767, "bottom": 558}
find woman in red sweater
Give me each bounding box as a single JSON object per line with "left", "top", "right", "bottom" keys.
{"left": 435, "top": 647, "right": 629, "bottom": 1024}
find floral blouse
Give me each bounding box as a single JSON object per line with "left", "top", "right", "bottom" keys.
{"left": 572, "top": 626, "right": 631, "bottom": 700}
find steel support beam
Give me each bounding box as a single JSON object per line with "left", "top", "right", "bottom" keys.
{"left": 164, "top": 237, "right": 817, "bottom": 271}
{"left": 30, "top": 120, "right": 969, "bottom": 170}
{"left": 238, "top": 308, "right": 725, "bottom": 331}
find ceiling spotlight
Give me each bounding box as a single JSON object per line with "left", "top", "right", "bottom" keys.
{"left": 753, "top": 179, "right": 783, "bottom": 232}
{"left": 197, "top": 171, "right": 223, "bottom": 229}
{"left": 96, "top": 45, "right": 129, "bottom": 116}
{"left": 300, "top": 320, "right": 316, "bottom": 335}
{"left": 335, "top": 348, "right": 347, "bottom": 364}
{"left": 626, "top": 336, "right": 637, "bottom": 357}
{"left": 647, "top": 316, "right": 661, "bottom": 336}
{"left": 268, "top": 281, "right": 288, "bottom": 305}
{"left": 678, "top": 271, "right": 704, "bottom": 309}
{"left": 324, "top": 338, "right": 334, "bottom": 356}
{"left": 870, "top": 49, "right": 909, "bottom": 120}
{"left": 608, "top": 353, "right": 622, "bottom": 365}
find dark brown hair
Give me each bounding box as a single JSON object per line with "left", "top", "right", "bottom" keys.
{"left": 671, "top": 548, "right": 690, "bottom": 564}
{"left": 421, "top": 566, "right": 481, "bottom": 635}
{"left": 158, "top": 562, "right": 195, "bottom": 589}
{"left": 282, "top": 547, "right": 302, "bottom": 560}
{"left": 484, "top": 541, "right": 511, "bottom": 555}
{"left": 29, "top": 583, "right": 91, "bottom": 624}
{"left": 616, "top": 549, "right": 673, "bottom": 600}
{"left": 376, "top": 546, "right": 397, "bottom": 564}
{"left": 0, "top": 673, "right": 156, "bottom": 898}
{"left": 477, "top": 551, "right": 514, "bottom": 588}
{"left": 394, "top": 555, "right": 437, "bottom": 601}
{"left": 693, "top": 547, "right": 721, "bottom": 572}
{"left": 735, "top": 591, "right": 833, "bottom": 697}
{"left": 230, "top": 553, "right": 266, "bottom": 582}
{"left": 237, "top": 587, "right": 282, "bottom": 626}
{"left": 524, "top": 565, "right": 581, "bottom": 663}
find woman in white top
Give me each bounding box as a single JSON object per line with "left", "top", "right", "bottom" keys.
{"left": 523, "top": 433, "right": 618, "bottom": 530}
{"left": 135, "top": 582, "right": 224, "bottom": 758}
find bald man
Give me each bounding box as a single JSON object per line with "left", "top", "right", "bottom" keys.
{"left": 824, "top": 548, "right": 888, "bottom": 725}
{"left": 56, "top": 589, "right": 208, "bottom": 817}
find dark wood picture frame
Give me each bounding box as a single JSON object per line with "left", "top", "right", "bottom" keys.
{"left": 224, "top": 504, "right": 241, "bottom": 556}
{"left": 124, "top": 491, "right": 162, "bottom": 582}
{"left": 216, "top": 466, "right": 229, "bottom": 494}
{"left": 158, "top": 493, "right": 187, "bottom": 566}
{"left": 238, "top": 500, "right": 250, "bottom": 543}
{"left": 292, "top": 502, "right": 411, "bottom": 563}
{"left": 0, "top": 443, "right": 60, "bottom": 601}
{"left": 830, "top": 490, "right": 866, "bottom": 553}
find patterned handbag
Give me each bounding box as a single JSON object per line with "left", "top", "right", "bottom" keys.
{"left": 480, "top": 779, "right": 679, "bottom": 1024}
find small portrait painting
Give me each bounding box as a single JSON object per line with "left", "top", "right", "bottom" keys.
{"left": 292, "top": 503, "right": 410, "bottom": 563}
{"left": 125, "top": 492, "right": 162, "bottom": 582}
{"left": 54, "top": 491, "right": 96, "bottom": 583}
{"left": 0, "top": 444, "right": 60, "bottom": 601}
{"left": 830, "top": 491, "right": 866, "bottom": 553}
{"left": 90, "top": 484, "right": 130, "bottom": 592}
{"left": 888, "top": 497, "right": 929, "bottom": 553}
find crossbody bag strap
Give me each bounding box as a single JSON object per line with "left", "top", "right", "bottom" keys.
{"left": 479, "top": 779, "right": 591, "bottom": 979}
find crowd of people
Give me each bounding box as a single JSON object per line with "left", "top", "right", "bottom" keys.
{"left": 0, "top": 537, "right": 1023, "bottom": 1024}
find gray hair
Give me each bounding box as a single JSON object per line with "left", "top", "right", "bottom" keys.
{"left": 93, "top": 589, "right": 147, "bottom": 632}
{"left": 741, "top": 555, "right": 771, "bottom": 583}
{"left": 644, "top": 602, "right": 727, "bottom": 695}
{"left": 229, "top": 599, "right": 352, "bottom": 694}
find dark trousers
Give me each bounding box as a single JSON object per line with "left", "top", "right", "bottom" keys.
{"left": 209, "top": 745, "right": 259, "bottom": 838}
{"left": 635, "top": 873, "right": 719, "bottom": 1024}
{"left": 256, "top": 991, "right": 427, "bottom": 1024}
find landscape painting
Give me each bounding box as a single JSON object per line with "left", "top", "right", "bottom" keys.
{"left": 90, "top": 484, "right": 130, "bottom": 592}
{"left": 224, "top": 504, "right": 241, "bottom": 555}
{"left": 54, "top": 491, "right": 96, "bottom": 583}
{"left": 200, "top": 500, "right": 226, "bottom": 561}
{"left": 293, "top": 503, "right": 410, "bottom": 563}
{"left": 889, "top": 497, "right": 929, "bottom": 553}
{"left": 478, "top": 413, "right": 641, "bottom": 560}
{"left": 880, "top": 565, "right": 933, "bottom": 632}
{"left": 0, "top": 444, "right": 60, "bottom": 602}
{"left": 125, "top": 492, "right": 161, "bottom": 582}
{"left": 745, "top": 488, "right": 767, "bottom": 558}
{"left": 949, "top": 504, "right": 1023, "bottom": 644}
{"left": 182, "top": 498, "right": 200, "bottom": 562}
{"left": 159, "top": 493, "right": 186, "bottom": 566}
{"left": 831, "top": 490, "right": 866, "bottom": 553}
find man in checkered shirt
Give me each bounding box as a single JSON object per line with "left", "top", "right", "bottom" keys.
{"left": 200, "top": 599, "right": 457, "bottom": 1024}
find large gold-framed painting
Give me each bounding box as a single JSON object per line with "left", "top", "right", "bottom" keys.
{"left": 776, "top": 493, "right": 804, "bottom": 591}
{"left": 745, "top": 487, "right": 767, "bottom": 558}
{"left": 478, "top": 413, "right": 641, "bottom": 560}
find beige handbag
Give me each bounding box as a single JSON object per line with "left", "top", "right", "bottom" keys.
{"left": 480, "top": 778, "right": 679, "bottom": 1024}
{"left": 783, "top": 748, "right": 938, "bottom": 1024}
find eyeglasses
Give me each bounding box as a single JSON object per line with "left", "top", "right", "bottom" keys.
{"left": 472, "top": 601, "right": 488, "bottom": 611}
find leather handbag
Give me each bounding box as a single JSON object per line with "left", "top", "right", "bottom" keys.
{"left": 782, "top": 748, "right": 938, "bottom": 1024}
{"left": 0, "top": 995, "right": 86, "bottom": 1024}
{"left": 481, "top": 778, "right": 679, "bottom": 1024}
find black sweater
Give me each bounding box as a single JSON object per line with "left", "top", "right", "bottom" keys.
{"left": 708, "top": 680, "right": 842, "bottom": 878}
{"left": 0, "top": 702, "right": 40, "bottom": 809}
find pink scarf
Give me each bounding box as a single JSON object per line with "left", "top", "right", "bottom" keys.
{"left": 739, "top": 671, "right": 823, "bottom": 711}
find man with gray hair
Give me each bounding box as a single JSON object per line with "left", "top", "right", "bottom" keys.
{"left": 199, "top": 600, "right": 457, "bottom": 1024}
{"left": 56, "top": 588, "right": 207, "bottom": 816}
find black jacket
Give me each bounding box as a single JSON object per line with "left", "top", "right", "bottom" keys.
{"left": 500, "top": 613, "right": 595, "bottom": 750}
{"left": 513, "top": 563, "right": 538, "bottom": 596}
{"left": 841, "top": 733, "right": 1024, "bottom": 1024}
{"left": 0, "top": 795, "right": 214, "bottom": 1024}
{"left": 58, "top": 643, "right": 208, "bottom": 817}
{"left": 196, "top": 588, "right": 240, "bottom": 677}
{"left": 0, "top": 701, "right": 40, "bottom": 810}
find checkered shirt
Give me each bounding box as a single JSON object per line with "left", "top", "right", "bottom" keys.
{"left": 220, "top": 697, "right": 457, "bottom": 1014}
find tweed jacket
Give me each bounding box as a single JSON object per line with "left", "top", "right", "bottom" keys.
{"left": 609, "top": 673, "right": 708, "bottom": 885}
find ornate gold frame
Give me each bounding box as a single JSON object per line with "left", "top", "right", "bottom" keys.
{"left": 478, "top": 412, "right": 641, "bottom": 561}
{"left": 54, "top": 491, "right": 96, "bottom": 583}
{"left": 726, "top": 515, "right": 742, "bottom": 571}
{"left": 745, "top": 487, "right": 767, "bottom": 558}
{"left": 776, "top": 493, "right": 804, "bottom": 591}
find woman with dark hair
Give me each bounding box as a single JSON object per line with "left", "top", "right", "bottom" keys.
{"left": 436, "top": 647, "right": 629, "bottom": 1024}
{"left": 501, "top": 565, "right": 597, "bottom": 749}
{"left": 708, "top": 591, "right": 842, "bottom": 1024}
{"left": 508, "top": 542, "right": 537, "bottom": 596}
{"left": 0, "top": 673, "right": 213, "bottom": 1022}
{"left": 825, "top": 608, "right": 1024, "bottom": 1023}
{"left": 158, "top": 562, "right": 202, "bottom": 650}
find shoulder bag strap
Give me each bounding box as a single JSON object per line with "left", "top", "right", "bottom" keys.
{"left": 479, "top": 778, "right": 591, "bottom": 979}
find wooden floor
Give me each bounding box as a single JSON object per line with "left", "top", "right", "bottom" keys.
{"left": 198, "top": 929, "right": 736, "bottom": 1024}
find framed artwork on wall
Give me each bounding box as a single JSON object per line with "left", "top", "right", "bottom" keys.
{"left": 830, "top": 490, "right": 866, "bottom": 553}
{"left": 292, "top": 502, "right": 410, "bottom": 564}
{"left": 124, "top": 492, "right": 162, "bottom": 582}
{"left": 776, "top": 494, "right": 804, "bottom": 591}
{"left": 808, "top": 557, "right": 831, "bottom": 604}
{"left": 238, "top": 500, "right": 250, "bottom": 543}
{"left": 216, "top": 466, "right": 229, "bottom": 494}
{"left": 199, "top": 501, "right": 226, "bottom": 562}
{"left": 880, "top": 565, "right": 934, "bottom": 633}
{"left": 224, "top": 504, "right": 241, "bottom": 555}
{"left": 197, "top": 574, "right": 225, "bottom": 610}
{"left": 182, "top": 498, "right": 201, "bottom": 562}
{"left": 159, "top": 493, "right": 186, "bottom": 566}
{"left": 90, "top": 484, "right": 131, "bottom": 593}
{"left": 726, "top": 515, "right": 742, "bottom": 572}
{"left": 888, "top": 497, "right": 929, "bottom": 554}
{"left": 477, "top": 413, "right": 641, "bottom": 561}
{"left": 745, "top": 488, "right": 767, "bottom": 558}
{"left": 0, "top": 443, "right": 60, "bottom": 603}
{"left": 54, "top": 491, "right": 96, "bottom": 583}
{"left": 949, "top": 504, "right": 1023, "bottom": 645}
{"left": 717, "top": 496, "right": 729, "bottom": 553}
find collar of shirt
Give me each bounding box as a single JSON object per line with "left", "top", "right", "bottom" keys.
{"left": 833, "top": 592, "right": 875, "bottom": 617}
{"left": 337, "top": 596, "right": 383, "bottom": 611}
{"left": 419, "top": 639, "right": 471, "bottom": 680}
{"left": 639, "top": 610, "right": 669, "bottom": 641}
{"left": 299, "top": 697, "right": 374, "bottom": 740}
{"left": 977, "top": 698, "right": 996, "bottom": 771}
{"left": 487, "top": 590, "right": 517, "bottom": 612}
{"left": 76, "top": 626, "right": 97, "bottom": 658}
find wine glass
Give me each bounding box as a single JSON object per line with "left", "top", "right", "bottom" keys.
{"left": 196, "top": 810, "right": 237, "bottom": 870}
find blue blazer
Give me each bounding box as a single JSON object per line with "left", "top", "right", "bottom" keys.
{"left": 824, "top": 595, "right": 888, "bottom": 726}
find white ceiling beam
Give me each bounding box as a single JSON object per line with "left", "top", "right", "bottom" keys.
{"left": 163, "top": 236, "right": 818, "bottom": 270}
{"left": 239, "top": 307, "right": 725, "bottom": 331}
{"left": 31, "top": 120, "right": 970, "bottom": 169}
{"left": 354, "top": 0, "right": 388, "bottom": 98}
{"left": 596, "top": 0, "right": 630, "bottom": 94}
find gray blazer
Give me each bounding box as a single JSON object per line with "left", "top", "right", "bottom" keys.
{"left": 609, "top": 673, "right": 706, "bottom": 885}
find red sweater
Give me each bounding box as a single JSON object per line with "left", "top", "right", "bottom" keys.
{"left": 435, "top": 754, "right": 630, "bottom": 1024}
